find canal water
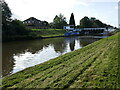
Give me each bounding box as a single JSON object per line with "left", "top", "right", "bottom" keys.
{"left": 2, "top": 36, "right": 100, "bottom": 77}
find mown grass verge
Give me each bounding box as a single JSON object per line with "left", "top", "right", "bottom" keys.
{"left": 1, "top": 32, "right": 119, "bottom": 89}
{"left": 31, "top": 29, "right": 66, "bottom": 37}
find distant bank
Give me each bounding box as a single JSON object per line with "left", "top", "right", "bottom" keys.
{"left": 3, "top": 28, "right": 117, "bottom": 42}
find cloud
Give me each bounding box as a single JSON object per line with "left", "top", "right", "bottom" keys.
{"left": 5, "top": 0, "right": 118, "bottom": 27}
{"left": 75, "top": 0, "right": 119, "bottom": 3}
{"left": 74, "top": 0, "right": 119, "bottom": 6}
{"left": 6, "top": 0, "right": 76, "bottom": 21}
{"left": 74, "top": 0, "right": 92, "bottom": 6}
{"left": 91, "top": 0, "right": 119, "bottom": 2}
{"left": 115, "top": 6, "right": 117, "bottom": 9}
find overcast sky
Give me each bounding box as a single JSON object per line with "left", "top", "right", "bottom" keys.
{"left": 5, "top": 0, "right": 119, "bottom": 27}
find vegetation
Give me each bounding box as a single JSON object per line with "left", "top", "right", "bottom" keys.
{"left": 78, "top": 16, "right": 114, "bottom": 28}
{"left": 32, "top": 29, "right": 66, "bottom": 37}
{"left": 69, "top": 13, "right": 75, "bottom": 26}
{"left": 1, "top": 32, "right": 119, "bottom": 89}
{"left": 2, "top": 1, "right": 39, "bottom": 42}
{"left": 79, "top": 16, "right": 92, "bottom": 28}
{"left": 2, "top": 1, "right": 65, "bottom": 41}
{"left": 51, "top": 14, "right": 67, "bottom": 29}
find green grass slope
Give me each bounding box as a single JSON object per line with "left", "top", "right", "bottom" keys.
{"left": 32, "top": 29, "right": 66, "bottom": 37}
{"left": 1, "top": 32, "right": 119, "bottom": 89}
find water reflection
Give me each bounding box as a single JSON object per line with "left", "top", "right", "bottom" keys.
{"left": 79, "top": 38, "right": 99, "bottom": 47}
{"left": 2, "top": 36, "right": 100, "bottom": 77}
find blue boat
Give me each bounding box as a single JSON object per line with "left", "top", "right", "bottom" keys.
{"left": 64, "top": 32, "right": 79, "bottom": 36}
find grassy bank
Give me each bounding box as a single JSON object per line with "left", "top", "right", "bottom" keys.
{"left": 32, "top": 29, "right": 66, "bottom": 37}
{"left": 3, "top": 29, "right": 65, "bottom": 42}
{"left": 1, "top": 32, "right": 119, "bottom": 89}
{"left": 2, "top": 35, "right": 42, "bottom": 42}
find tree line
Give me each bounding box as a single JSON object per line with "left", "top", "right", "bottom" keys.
{"left": 51, "top": 13, "right": 114, "bottom": 29}
{"left": 78, "top": 16, "right": 114, "bottom": 28}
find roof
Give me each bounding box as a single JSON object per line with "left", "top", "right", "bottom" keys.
{"left": 23, "top": 17, "right": 41, "bottom": 22}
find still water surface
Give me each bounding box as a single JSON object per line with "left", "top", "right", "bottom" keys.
{"left": 2, "top": 36, "right": 100, "bottom": 77}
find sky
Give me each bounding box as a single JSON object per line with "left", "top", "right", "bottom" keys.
{"left": 5, "top": 0, "right": 119, "bottom": 27}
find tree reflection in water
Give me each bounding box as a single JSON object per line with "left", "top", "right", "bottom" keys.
{"left": 2, "top": 36, "right": 100, "bottom": 77}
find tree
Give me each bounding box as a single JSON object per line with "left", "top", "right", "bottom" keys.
{"left": 2, "top": 0, "right": 12, "bottom": 24}
{"left": 69, "top": 13, "right": 75, "bottom": 26}
{"left": 53, "top": 15, "right": 59, "bottom": 29}
{"left": 2, "top": 0, "right": 31, "bottom": 41}
{"left": 93, "top": 20, "right": 105, "bottom": 28}
{"left": 53, "top": 14, "right": 67, "bottom": 29}
{"left": 80, "top": 16, "right": 110, "bottom": 28}
{"left": 11, "top": 20, "right": 29, "bottom": 35}
{"left": 2, "top": 0, "right": 12, "bottom": 37}
{"left": 80, "top": 16, "right": 92, "bottom": 28}
{"left": 89, "top": 17, "right": 98, "bottom": 28}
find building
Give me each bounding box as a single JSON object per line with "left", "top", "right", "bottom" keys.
{"left": 63, "top": 25, "right": 74, "bottom": 31}
{"left": 63, "top": 25, "right": 107, "bottom": 35}
{"left": 23, "top": 17, "right": 49, "bottom": 29}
